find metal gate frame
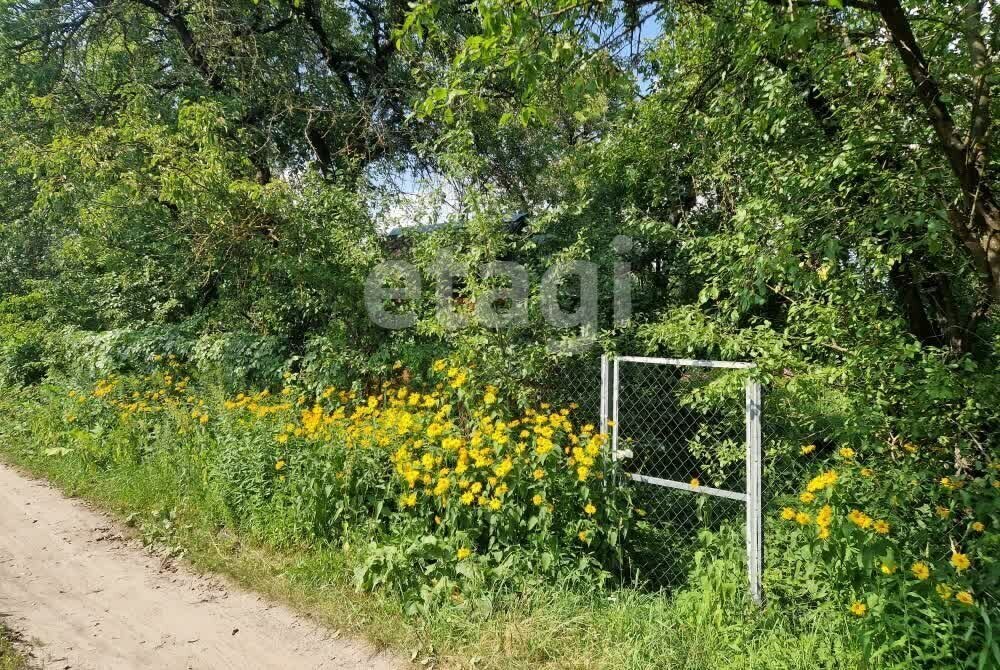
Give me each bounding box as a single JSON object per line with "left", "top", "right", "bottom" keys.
{"left": 599, "top": 355, "right": 763, "bottom": 604}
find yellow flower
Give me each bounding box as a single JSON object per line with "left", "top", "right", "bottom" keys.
{"left": 873, "top": 520, "right": 890, "bottom": 535}
{"left": 799, "top": 491, "right": 816, "bottom": 504}
{"left": 457, "top": 547, "right": 472, "bottom": 560}
{"left": 879, "top": 562, "right": 897, "bottom": 575}
{"left": 781, "top": 507, "right": 796, "bottom": 521}
{"left": 848, "top": 509, "right": 873, "bottom": 529}
{"left": 910, "top": 562, "right": 930, "bottom": 580}
{"left": 577, "top": 465, "right": 590, "bottom": 481}
{"left": 275, "top": 460, "right": 286, "bottom": 471}
{"left": 401, "top": 492, "right": 417, "bottom": 508}
{"left": 483, "top": 387, "right": 497, "bottom": 405}
{"left": 578, "top": 530, "right": 589, "bottom": 543}
{"left": 838, "top": 447, "right": 855, "bottom": 459}
{"left": 532, "top": 494, "right": 544, "bottom": 506}
{"left": 432, "top": 359, "right": 447, "bottom": 373}
{"left": 950, "top": 552, "right": 971, "bottom": 573}
{"left": 795, "top": 511, "right": 811, "bottom": 526}
{"left": 860, "top": 467, "right": 874, "bottom": 477}
{"left": 800, "top": 444, "right": 816, "bottom": 455}
{"left": 955, "top": 591, "right": 974, "bottom": 606}
{"left": 816, "top": 505, "right": 833, "bottom": 528}
{"left": 584, "top": 503, "right": 597, "bottom": 516}
{"left": 971, "top": 521, "right": 985, "bottom": 533}
{"left": 936, "top": 505, "right": 951, "bottom": 519}
{"left": 460, "top": 492, "right": 475, "bottom": 505}
{"left": 199, "top": 414, "right": 209, "bottom": 425}
{"left": 489, "top": 498, "right": 502, "bottom": 511}
{"left": 806, "top": 470, "right": 837, "bottom": 493}
{"left": 276, "top": 433, "right": 289, "bottom": 444}
{"left": 533, "top": 468, "right": 545, "bottom": 480}
{"left": 849, "top": 602, "right": 867, "bottom": 617}
{"left": 936, "top": 584, "right": 952, "bottom": 600}
{"left": 689, "top": 478, "right": 700, "bottom": 489}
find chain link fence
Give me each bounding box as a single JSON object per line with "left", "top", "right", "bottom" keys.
{"left": 611, "top": 358, "right": 756, "bottom": 591}
{"left": 529, "top": 353, "right": 764, "bottom": 596}
{"left": 528, "top": 352, "right": 996, "bottom": 615}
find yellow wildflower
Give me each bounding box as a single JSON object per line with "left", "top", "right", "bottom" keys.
{"left": 800, "top": 444, "right": 816, "bottom": 455}
{"left": 936, "top": 584, "right": 952, "bottom": 600}
{"left": 457, "top": 547, "right": 472, "bottom": 560}
{"left": 275, "top": 460, "right": 286, "bottom": 471}
{"left": 806, "top": 470, "right": 837, "bottom": 493}
{"left": 950, "top": 552, "right": 971, "bottom": 573}
{"left": 971, "top": 521, "right": 985, "bottom": 533}
{"left": 532, "top": 494, "right": 544, "bottom": 506}
{"left": 838, "top": 447, "right": 855, "bottom": 459}
{"left": 584, "top": 503, "right": 597, "bottom": 516}
{"left": 689, "top": 478, "right": 700, "bottom": 489}
{"left": 799, "top": 491, "right": 816, "bottom": 504}
{"left": 910, "top": 562, "right": 930, "bottom": 580}
{"left": 849, "top": 602, "right": 867, "bottom": 617}
{"left": 873, "top": 520, "right": 890, "bottom": 535}
{"left": 955, "top": 591, "right": 974, "bottom": 606}
{"left": 781, "top": 507, "right": 796, "bottom": 521}
{"left": 848, "top": 509, "right": 873, "bottom": 529}
{"left": 795, "top": 511, "right": 812, "bottom": 526}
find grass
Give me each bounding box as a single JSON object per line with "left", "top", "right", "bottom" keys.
{"left": 0, "top": 458, "right": 873, "bottom": 669}
{"left": 0, "top": 626, "right": 30, "bottom": 670}
{"left": 0, "top": 391, "right": 878, "bottom": 670}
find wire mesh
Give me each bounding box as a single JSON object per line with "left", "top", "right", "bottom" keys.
{"left": 527, "top": 354, "right": 603, "bottom": 426}
{"left": 613, "top": 359, "right": 751, "bottom": 589}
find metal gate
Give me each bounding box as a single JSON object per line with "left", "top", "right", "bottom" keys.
{"left": 600, "top": 355, "right": 762, "bottom": 603}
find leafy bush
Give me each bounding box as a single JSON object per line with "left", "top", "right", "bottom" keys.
{"left": 0, "top": 293, "right": 48, "bottom": 387}
{"left": 768, "top": 442, "right": 999, "bottom": 666}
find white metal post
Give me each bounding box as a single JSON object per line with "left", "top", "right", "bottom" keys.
{"left": 611, "top": 357, "right": 620, "bottom": 462}
{"left": 745, "top": 377, "right": 763, "bottom": 606}
{"left": 600, "top": 354, "right": 610, "bottom": 437}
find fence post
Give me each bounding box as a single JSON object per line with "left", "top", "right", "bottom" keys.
{"left": 745, "top": 377, "right": 763, "bottom": 605}
{"left": 611, "top": 357, "right": 620, "bottom": 462}
{"left": 600, "top": 354, "right": 610, "bottom": 437}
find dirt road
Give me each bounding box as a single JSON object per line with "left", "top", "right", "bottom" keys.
{"left": 0, "top": 463, "right": 398, "bottom": 669}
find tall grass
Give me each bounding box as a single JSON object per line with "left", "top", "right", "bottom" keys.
{"left": 0, "top": 386, "right": 876, "bottom": 670}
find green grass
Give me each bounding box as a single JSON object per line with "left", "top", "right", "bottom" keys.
{"left": 0, "top": 452, "right": 876, "bottom": 670}
{"left": 0, "top": 627, "right": 29, "bottom": 670}
{"left": 0, "top": 388, "right": 880, "bottom": 670}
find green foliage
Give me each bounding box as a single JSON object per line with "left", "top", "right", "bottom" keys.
{"left": 1, "top": 0, "right": 999, "bottom": 667}
{"left": 0, "top": 292, "right": 48, "bottom": 387}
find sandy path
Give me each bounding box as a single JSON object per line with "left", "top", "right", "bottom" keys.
{"left": 0, "top": 463, "right": 399, "bottom": 670}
